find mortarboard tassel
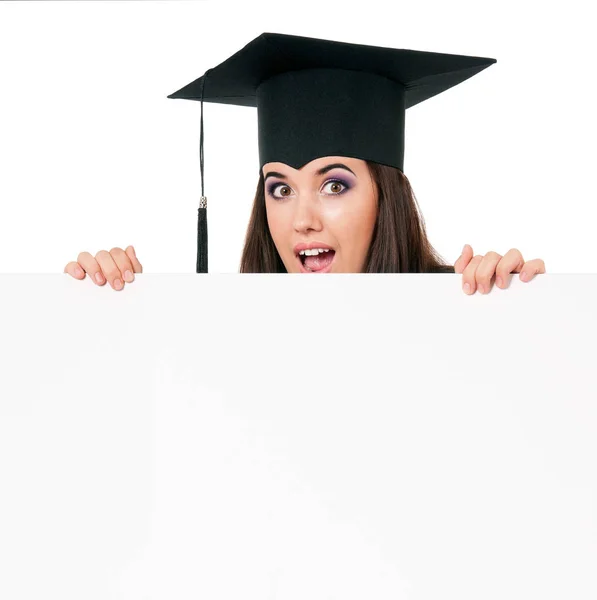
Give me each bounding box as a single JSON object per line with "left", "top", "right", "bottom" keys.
{"left": 196, "top": 69, "right": 211, "bottom": 273}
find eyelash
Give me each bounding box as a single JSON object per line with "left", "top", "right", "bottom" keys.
{"left": 267, "top": 179, "right": 350, "bottom": 200}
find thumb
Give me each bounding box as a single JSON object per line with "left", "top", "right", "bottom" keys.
{"left": 454, "top": 244, "right": 472, "bottom": 274}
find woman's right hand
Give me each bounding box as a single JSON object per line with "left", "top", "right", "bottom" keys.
{"left": 64, "top": 245, "right": 143, "bottom": 291}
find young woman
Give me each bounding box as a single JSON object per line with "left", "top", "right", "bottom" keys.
{"left": 63, "top": 33, "right": 546, "bottom": 293}
{"left": 63, "top": 154, "right": 545, "bottom": 294}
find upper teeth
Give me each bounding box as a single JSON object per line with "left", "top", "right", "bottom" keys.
{"left": 299, "top": 248, "right": 330, "bottom": 256}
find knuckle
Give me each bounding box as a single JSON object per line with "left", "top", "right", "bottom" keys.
{"left": 95, "top": 249, "right": 110, "bottom": 259}
{"left": 475, "top": 269, "right": 491, "bottom": 285}
{"left": 77, "top": 251, "right": 92, "bottom": 262}
{"left": 111, "top": 247, "right": 131, "bottom": 269}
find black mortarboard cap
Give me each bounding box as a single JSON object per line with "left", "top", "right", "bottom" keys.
{"left": 168, "top": 32, "right": 496, "bottom": 273}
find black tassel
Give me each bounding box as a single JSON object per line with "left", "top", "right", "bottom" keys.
{"left": 196, "top": 69, "right": 211, "bottom": 273}
{"left": 196, "top": 198, "right": 208, "bottom": 273}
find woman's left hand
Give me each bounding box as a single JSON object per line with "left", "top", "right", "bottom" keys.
{"left": 454, "top": 245, "right": 546, "bottom": 295}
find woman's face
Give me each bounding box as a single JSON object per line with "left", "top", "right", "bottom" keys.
{"left": 262, "top": 156, "right": 378, "bottom": 273}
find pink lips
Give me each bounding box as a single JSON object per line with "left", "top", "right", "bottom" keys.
{"left": 293, "top": 241, "right": 335, "bottom": 255}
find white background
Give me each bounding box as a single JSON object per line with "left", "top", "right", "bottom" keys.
{"left": 0, "top": 0, "right": 595, "bottom": 275}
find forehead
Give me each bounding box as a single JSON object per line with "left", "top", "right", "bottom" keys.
{"left": 262, "top": 156, "right": 363, "bottom": 176}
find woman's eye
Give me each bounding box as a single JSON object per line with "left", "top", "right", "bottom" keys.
{"left": 270, "top": 184, "right": 293, "bottom": 199}
{"left": 268, "top": 179, "right": 348, "bottom": 199}
{"left": 322, "top": 180, "right": 348, "bottom": 195}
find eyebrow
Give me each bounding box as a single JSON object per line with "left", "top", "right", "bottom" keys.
{"left": 263, "top": 162, "right": 356, "bottom": 183}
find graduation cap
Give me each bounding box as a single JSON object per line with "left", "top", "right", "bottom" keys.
{"left": 167, "top": 32, "right": 496, "bottom": 273}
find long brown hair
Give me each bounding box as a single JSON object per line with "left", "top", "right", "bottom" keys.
{"left": 239, "top": 161, "right": 455, "bottom": 273}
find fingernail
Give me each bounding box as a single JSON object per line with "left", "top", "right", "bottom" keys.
{"left": 521, "top": 272, "right": 528, "bottom": 281}
{"left": 496, "top": 277, "right": 503, "bottom": 288}
{"left": 478, "top": 284, "right": 484, "bottom": 294}
{"left": 124, "top": 270, "right": 134, "bottom": 282}
{"left": 75, "top": 266, "right": 83, "bottom": 277}
{"left": 114, "top": 279, "right": 123, "bottom": 289}
{"left": 95, "top": 273, "right": 104, "bottom": 284}
{"left": 464, "top": 283, "right": 471, "bottom": 294}
{"left": 462, "top": 244, "right": 467, "bottom": 254}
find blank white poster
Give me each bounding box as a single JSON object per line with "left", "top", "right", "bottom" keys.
{"left": 0, "top": 274, "right": 595, "bottom": 599}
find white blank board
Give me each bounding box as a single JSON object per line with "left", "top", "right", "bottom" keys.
{"left": 0, "top": 274, "right": 595, "bottom": 600}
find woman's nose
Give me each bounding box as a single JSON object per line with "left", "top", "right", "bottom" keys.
{"left": 292, "top": 194, "right": 322, "bottom": 231}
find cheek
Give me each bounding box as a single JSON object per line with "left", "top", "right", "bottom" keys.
{"left": 265, "top": 202, "right": 291, "bottom": 257}
{"left": 266, "top": 202, "right": 282, "bottom": 234}
{"left": 325, "top": 192, "right": 377, "bottom": 247}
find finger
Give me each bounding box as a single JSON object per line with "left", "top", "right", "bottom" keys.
{"left": 520, "top": 258, "right": 546, "bottom": 282}
{"left": 125, "top": 245, "right": 143, "bottom": 273}
{"left": 77, "top": 251, "right": 106, "bottom": 286}
{"left": 494, "top": 248, "right": 525, "bottom": 288}
{"left": 474, "top": 251, "right": 502, "bottom": 294}
{"left": 462, "top": 254, "right": 484, "bottom": 294}
{"left": 453, "top": 244, "right": 473, "bottom": 274}
{"left": 109, "top": 246, "right": 136, "bottom": 284}
{"left": 95, "top": 250, "right": 125, "bottom": 290}
{"left": 64, "top": 261, "right": 86, "bottom": 279}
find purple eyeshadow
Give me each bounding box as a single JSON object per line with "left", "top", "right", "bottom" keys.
{"left": 266, "top": 182, "right": 280, "bottom": 197}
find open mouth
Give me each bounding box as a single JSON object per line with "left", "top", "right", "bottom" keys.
{"left": 296, "top": 249, "right": 336, "bottom": 273}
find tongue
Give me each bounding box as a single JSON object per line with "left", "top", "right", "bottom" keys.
{"left": 304, "top": 251, "right": 335, "bottom": 271}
